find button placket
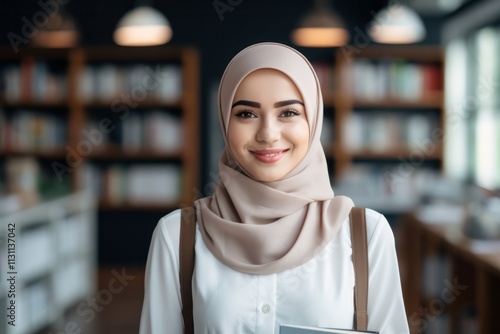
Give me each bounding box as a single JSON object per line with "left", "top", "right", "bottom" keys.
{"left": 255, "top": 274, "right": 277, "bottom": 333}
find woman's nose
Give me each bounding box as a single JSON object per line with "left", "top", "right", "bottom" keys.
{"left": 256, "top": 126, "right": 280, "bottom": 143}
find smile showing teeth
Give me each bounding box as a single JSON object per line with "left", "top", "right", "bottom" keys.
{"left": 250, "top": 149, "right": 288, "bottom": 163}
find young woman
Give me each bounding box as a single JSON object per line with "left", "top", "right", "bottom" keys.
{"left": 139, "top": 42, "right": 409, "bottom": 334}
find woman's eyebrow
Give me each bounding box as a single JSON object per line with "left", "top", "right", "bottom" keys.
{"left": 274, "top": 99, "right": 304, "bottom": 108}
{"left": 231, "top": 100, "right": 261, "bottom": 108}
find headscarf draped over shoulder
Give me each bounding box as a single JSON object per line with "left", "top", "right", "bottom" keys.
{"left": 194, "top": 42, "right": 354, "bottom": 275}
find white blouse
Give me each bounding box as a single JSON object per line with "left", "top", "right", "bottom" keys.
{"left": 139, "top": 208, "right": 409, "bottom": 334}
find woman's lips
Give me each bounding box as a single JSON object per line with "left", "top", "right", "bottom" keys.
{"left": 250, "top": 149, "right": 289, "bottom": 163}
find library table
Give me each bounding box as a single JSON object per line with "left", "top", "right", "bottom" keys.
{"left": 403, "top": 207, "right": 500, "bottom": 334}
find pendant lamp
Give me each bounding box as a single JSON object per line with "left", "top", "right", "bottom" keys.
{"left": 113, "top": 4, "right": 172, "bottom": 46}
{"left": 291, "top": 0, "right": 349, "bottom": 48}
{"left": 31, "top": 8, "right": 79, "bottom": 48}
{"left": 368, "top": 4, "right": 426, "bottom": 44}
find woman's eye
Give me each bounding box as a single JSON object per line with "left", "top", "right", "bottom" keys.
{"left": 280, "top": 110, "right": 300, "bottom": 117}
{"left": 235, "top": 111, "right": 256, "bottom": 118}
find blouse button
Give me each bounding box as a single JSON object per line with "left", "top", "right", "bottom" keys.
{"left": 261, "top": 303, "right": 271, "bottom": 313}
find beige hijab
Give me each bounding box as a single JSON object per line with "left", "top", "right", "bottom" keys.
{"left": 194, "top": 42, "right": 354, "bottom": 275}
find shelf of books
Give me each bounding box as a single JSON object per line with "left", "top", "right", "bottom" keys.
{"left": 0, "top": 191, "right": 97, "bottom": 334}
{"left": 0, "top": 46, "right": 200, "bottom": 212}
{"left": 0, "top": 48, "right": 76, "bottom": 202}
{"left": 75, "top": 46, "right": 199, "bottom": 211}
{"left": 331, "top": 46, "right": 445, "bottom": 214}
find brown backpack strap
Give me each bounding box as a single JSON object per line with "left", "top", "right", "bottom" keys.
{"left": 350, "top": 207, "right": 369, "bottom": 331}
{"left": 179, "top": 206, "right": 367, "bottom": 332}
{"left": 179, "top": 207, "right": 196, "bottom": 334}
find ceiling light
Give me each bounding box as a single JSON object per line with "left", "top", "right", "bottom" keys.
{"left": 31, "top": 10, "right": 79, "bottom": 48}
{"left": 291, "top": 0, "right": 349, "bottom": 48}
{"left": 114, "top": 6, "right": 172, "bottom": 47}
{"left": 368, "top": 4, "right": 426, "bottom": 44}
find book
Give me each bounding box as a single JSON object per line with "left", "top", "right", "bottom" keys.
{"left": 280, "top": 324, "right": 378, "bottom": 334}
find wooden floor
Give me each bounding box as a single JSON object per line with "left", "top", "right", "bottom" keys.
{"left": 94, "top": 266, "right": 145, "bottom": 334}
{"left": 40, "top": 266, "right": 145, "bottom": 334}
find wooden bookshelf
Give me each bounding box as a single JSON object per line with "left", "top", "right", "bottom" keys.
{"left": 83, "top": 98, "right": 182, "bottom": 109}
{"left": 98, "top": 199, "right": 180, "bottom": 211}
{"left": 349, "top": 147, "right": 443, "bottom": 160}
{"left": 88, "top": 148, "right": 182, "bottom": 160}
{"left": 76, "top": 46, "right": 199, "bottom": 209}
{"left": 0, "top": 45, "right": 200, "bottom": 210}
{"left": 351, "top": 93, "right": 443, "bottom": 108}
{"left": 328, "top": 46, "right": 445, "bottom": 180}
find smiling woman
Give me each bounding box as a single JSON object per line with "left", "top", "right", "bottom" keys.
{"left": 139, "top": 42, "right": 409, "bottom": 334}
{"left": 227, "top": 68, "right": 310, "bottom": 182}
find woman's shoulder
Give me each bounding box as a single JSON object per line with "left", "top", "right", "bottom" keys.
{"left": 346, "top": 207, "right": 394, "bottom": 245}
{"left": 152, "top": 208, "right": 182, "bottom": 250}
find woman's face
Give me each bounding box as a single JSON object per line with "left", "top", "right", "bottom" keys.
{"left": 227, "top": 69, "right": 309, "bottom": 182}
